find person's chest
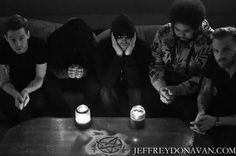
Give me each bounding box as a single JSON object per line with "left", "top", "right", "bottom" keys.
{"left": 8, "top": 51, "right": 35, "bottom": 73}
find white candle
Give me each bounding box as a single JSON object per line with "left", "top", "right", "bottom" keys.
{"left": 75, "top": 104, "right": 91, "bottom": 125}
{"left": 130, "top": 105, "right": 145, "bottom": 122}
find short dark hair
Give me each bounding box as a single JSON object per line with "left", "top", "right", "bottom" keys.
{"left": 169, "top": 0, "right": 206, "bottom": 30}
{"left": 4, "top": 14, "right": 29, "bottom": 35}
{"left": 213, "top": 27, "right": 236, "bottom": 43}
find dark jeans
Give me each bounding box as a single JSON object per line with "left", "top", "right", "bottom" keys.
{"left": 160, "top": 94, "right": 198, "bottom": 121}
{"left": 205, "top": 99, "right": 236, "bottom": 147}
{"left": 44, "top": 73, "right": 100, "bottom": 117}
{"left": 207, "top": 126, "right": 236, "bottom": 147}
{"left": 100, "top": 85, "right": 142, "bottom": 117}
{"left": 0, "top": 88, "right": 45, "bottom": 126}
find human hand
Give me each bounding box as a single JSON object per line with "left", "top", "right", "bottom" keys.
{"left": 192, "top": 114, "right": 216, "bottom": 132}
{"left": 21, "top": 89, "right": 30, "bottom": 108}
{"left": 111, "top": 33, "right": 123, "bottom": 57}
{"left": 190, "top": 112, "right": 216, "bottom": 133}
{"left": 190, "top": 111, "right": 206, "bottom": 134}
{"left": 159, "top": 87, "right": 175, "bottom": 104}
{"left": 14, "top": 92, "right": 24, "bottom": 110}
{"left": 165, "top": 86, "right": 179, "bottom": 97}
{"left": 72, "top": 64, "right": 87, "bottom": 79}
{"left": 68, "top": 65, "right": 77, "bottom": 78}
{"left": 125, "top": 33, "right": 136, "bottom": 56}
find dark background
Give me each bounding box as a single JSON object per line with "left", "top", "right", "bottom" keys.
{"left": 0, "top": 0, "right": 236, "bottom": 29}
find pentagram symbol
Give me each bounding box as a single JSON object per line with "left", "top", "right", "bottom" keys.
{"left": 96, "top": 136, "right": 123, "bottom": 154}
{"left": 85, "top": 130, "right": 130, "bottom": 156}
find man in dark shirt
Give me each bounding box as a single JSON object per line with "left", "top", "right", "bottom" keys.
{"left": 0, "top": 15, "right": 47, "bottom": 125}
{"left": 191, "top": 27, "right": 236, "bottom": 146}
{"left": 94, "top": 14, "right": 152, "bottom": 116}
{"left": 45, "top": 18, "right": 100, "bottom": 117}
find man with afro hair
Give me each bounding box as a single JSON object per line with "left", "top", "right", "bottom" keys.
{"left": 149, "top": 0, "right": 213, "bottom": 121}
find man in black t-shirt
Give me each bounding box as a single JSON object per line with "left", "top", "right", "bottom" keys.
{"left": 190, "top": 27, "right": 236, "bottom": 146}
{"left": 0, "top": 15, "right": 47, "bottom": 125}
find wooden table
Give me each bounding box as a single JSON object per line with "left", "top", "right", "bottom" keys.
{"left": 0, "top": 117, "right": 213, "bottom": 156}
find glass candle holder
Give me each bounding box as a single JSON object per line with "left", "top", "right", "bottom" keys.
{"left": 130, "top": 105, "right": 146, "bottom": 129}
{"left": 75, "top": 104, "right": 91, "bottom": 126}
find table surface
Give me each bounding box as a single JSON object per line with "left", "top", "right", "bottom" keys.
{"left": 0, "top": 117, "right": 214, "bottom": 156}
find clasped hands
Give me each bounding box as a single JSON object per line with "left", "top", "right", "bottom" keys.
{"left": 111, "top": 32, "right": 136, "bottom": 56}
{"left": 14, "top": 89, "right": 30, "bottom": 110}
{"left": 190, "top": 111, "right": 216, "bottom": 134}
{"left": 68, "top": 64, "right": 86, "bottom": 79}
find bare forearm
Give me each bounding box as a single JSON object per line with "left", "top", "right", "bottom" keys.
{"left": 2, "top": 82, "right": 19, "bottom": 98}
{"left": 197, "top": 77, "right": 213, "bottom": 112}
{"left": 23, "top": 77, "right": 44, "bottom": 94}
{"left": 151, "top": 78, "right": 166, "bottom": 93}
{"left": 217, "top": 115, "right": 236, "bottom": 126}
{"left": 50, "top": 67, "right": 69, "bottom": 79}
{"left": 0, "top": 65, "right": 18, "bottom": 98}
{"left": 176, "top": 76, "right": 200, "bottom": 96}
{"left": 149, "top": 64, "right": 166, "bottom": 93}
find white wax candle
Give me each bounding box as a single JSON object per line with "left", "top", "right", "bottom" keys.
{"left": 130, "top": 105, "right": 145, "bottom": 121}
{"left": 75, "top": 104, "right": 91, "bottom": 125}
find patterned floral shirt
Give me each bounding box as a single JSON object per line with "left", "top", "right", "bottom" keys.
{"left": 149, "top": 20, "right": 213, "bottom": 95}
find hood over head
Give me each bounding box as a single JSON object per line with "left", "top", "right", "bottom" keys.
{"left": 111, "top": 14, "right": 136, "bottom": 39}
{"left": 61, "top": 18, "right": 94, "bottom": 48}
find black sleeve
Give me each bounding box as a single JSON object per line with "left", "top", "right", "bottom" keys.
{"left": 138, "top": 41, "right": 153, "bottom": 84}
{"left": 0, "top": 41, "right": 10, "bottom": 64}
{"left": 202, "top": 54, "right": 217, "bottom": 79}
{"left": 34, "top": 38, "right": 48, "bottom": 64}
{"left": 47, "top": 32, "right": 66, "bottom": 68}
{"left": 124, "top": 40, "right": 152, "bottom": 88}
{"left": 94, "top": 40, "right": 122, "bottom": 88}
{"left": 46, "top": 31, "right": 72, "bottom": 79}
{"left": 123, "top": 52, "right": 141, "bottom": 88}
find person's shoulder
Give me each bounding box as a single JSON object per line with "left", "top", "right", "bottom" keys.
{"left": 201, "top": 19, "right": 214, "bottom": 34}
{"left": 0, "top": 40, "right": 12, "bottom": 55}
{"left": 97, "top": 38, "right": 111, "bottom": 48}
{"left": 153, "top": 23, "right": 173, "bottom": 41}
{"left": 157, "top": 23, "right": 172, "bottom": 35}
{"left": 195, "top": 19, "right": 213, "bottom": 44}
{"left": 136, "top": 38, "right": 149, "bottom": 48}
{"left": 0, "top": 40, "right": 9, "bottom": 50}
{"left": 29, "top": 37, "right": 46, "bottom": 47}
{"left": 29, "top": 36, "right": 46, "bottom": 43}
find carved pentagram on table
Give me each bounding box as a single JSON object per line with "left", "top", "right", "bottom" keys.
{"left": 85, "top": 129, "right": 130, "bottom": 156}
{"left": 96, "top": 136, "right": 123, "bottom": 154}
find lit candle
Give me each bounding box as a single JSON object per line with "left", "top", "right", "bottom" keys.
{"left": 130, "top": 105, "right": 146, "bottom": 129}
{"left": 75, "top": 104, "right": 91, "bottom": 125}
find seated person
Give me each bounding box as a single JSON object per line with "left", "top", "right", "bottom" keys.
{"left": 45, "top": 18, "right": 100, "bottom": 117}
{"left": 149, "top": 0, "right": 213, "bottom": 121}
{"left": 94, "top": 14, "right": 152, "bottom": 116}
{"left": 191, "top": 27, "right": 236, "bottom": 147}
{"left": 0, "top": 15, "right": 47, "bottom": 125}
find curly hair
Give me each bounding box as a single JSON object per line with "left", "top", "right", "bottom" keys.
{"left": 169, "top": 0, "right": 206, "bottom": 30}
{"left": 4, "top": 14, "right": 29, "bottom": 35}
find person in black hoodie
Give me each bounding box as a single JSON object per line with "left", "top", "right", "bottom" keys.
{"left": 95, "top": 14, "right": 152, "bottom": 116}
{"left": 45, "top": 18, "right": 100, "bottom": 117}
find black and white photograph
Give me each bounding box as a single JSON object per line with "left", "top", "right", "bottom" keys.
{"left": 0, "top": 0, "right": 235, "bottom": 155}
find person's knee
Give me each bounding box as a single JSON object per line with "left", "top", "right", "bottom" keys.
{"left": 84, "top": 78, "right": 101, "bottom": 99}
{"left": 29, "top": 90, "right": 45, "bottom": 110}
{"left": 127, "top": 88, "right": 142, "bottom": 106}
